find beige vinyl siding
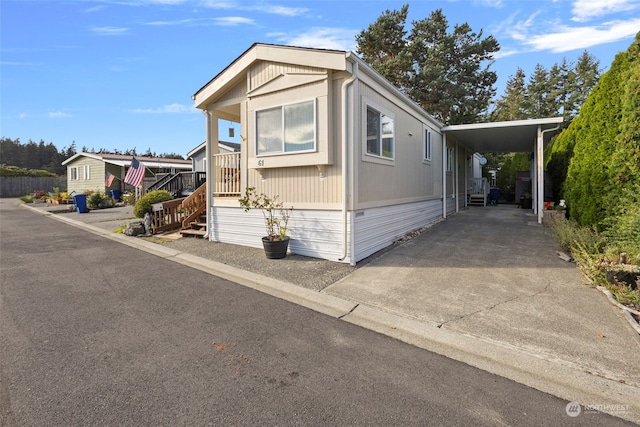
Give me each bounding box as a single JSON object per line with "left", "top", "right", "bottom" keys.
{"left": 356, "top": 81, "right": 443, "bottom": 208}
{"left": 242, "top": 61, "right": 342, "bottom": 206}
{"left": 66, "top": 157, "right": 106, "bottom": 195}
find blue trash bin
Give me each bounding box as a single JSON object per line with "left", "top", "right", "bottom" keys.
{"left": 489, "top": 188, "right": 500, "bottom": 205}
{"left": 73, "top": 194, "right": 89, "bottom": 213}
{"left": 110, "top": 189, "right": 121, "bottom": 201}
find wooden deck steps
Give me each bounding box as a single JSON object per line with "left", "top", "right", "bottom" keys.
{"left": 180, "top": 215, "right": 207, "bottom": 238}
{"left": 468, "top": 193, "right": 487, "bottom": 207}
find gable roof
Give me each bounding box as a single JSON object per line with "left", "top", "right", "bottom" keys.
{"left": 62, "top": 152, "right": 192, "bottom": 169}
{"left": 187, "top": 141, "right": 241, "bottom": 158}
{"left": 192, "top": 42, "right": 443, "bottom": 128}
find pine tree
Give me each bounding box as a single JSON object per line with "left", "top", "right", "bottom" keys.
{"left": 356, "top": 5, "right": 499, "bottom": 124}
{"left": 490, "top": 68, "right": 527, "bottom": 121}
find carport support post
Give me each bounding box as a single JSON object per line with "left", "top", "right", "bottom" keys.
{"left": 535, "top": 125, "right": 544, "bottom": 224}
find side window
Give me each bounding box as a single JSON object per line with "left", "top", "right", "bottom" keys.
{"left": 70, "top": 167, "right": 79, "bottom": 180}
{"left": 424, "top": 129, "right": 432, "bottom": 161}
{"left": 366, "top": 105, "right": 394, "bottom": 160}
{"left": 83, "top": 165, "right": 90, "bottom": 180}
{"left": 256, "top": 99, "right": 316, "bottom": 156}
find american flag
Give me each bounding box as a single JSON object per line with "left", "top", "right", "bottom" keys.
{"left": 124, "top": 157, "right": 146, "bottom": 187}
{"left": 105, "top": 172, "right": 115, "bottom": 187}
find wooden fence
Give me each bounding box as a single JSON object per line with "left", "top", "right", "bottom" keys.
{"left": 0, "top": 176, "right": 67, "bottom": 198}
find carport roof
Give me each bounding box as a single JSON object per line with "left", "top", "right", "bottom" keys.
{"left": 442, "top": 117, "right": 564, "bottom": 153}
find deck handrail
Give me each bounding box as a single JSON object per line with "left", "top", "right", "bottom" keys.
{"left": 213, "top": 152, "right": 241, "bottom": 195}
{"left": 180, "top": 183, "right": 207, "bottom": 229}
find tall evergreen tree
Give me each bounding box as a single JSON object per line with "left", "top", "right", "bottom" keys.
{"left": 355, "top": 5, "right": 410, "bottom": 91}
{"left": 490, "top": 68, "right": 527, "bottom": 121}
{"left": 356, "top": 5, "right": 499, "bottom": 124}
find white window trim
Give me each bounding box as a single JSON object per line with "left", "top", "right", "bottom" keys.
{"left": 424, "top": 127, "right": 432, "bottom": 162}
{"left": 83, "top": 165, "right": 90, "bottom": 180}
{"left": 363, "top": 100, "right": 395, "bottom": 162}
{"left": 70, "top": 166, "right": 79, "bottom": 181}
{"left": 446, "top": 147, "right": 454, "bottom": 172}
{"left": 255, "top": 98, "right": 317, "bottom": 157}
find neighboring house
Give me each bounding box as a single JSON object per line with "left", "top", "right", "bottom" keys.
{"left": 62, "top": 152, "right": 192, "bottom": 196}
{"left": 192, "top": 43, "right": 562, "bottom": 265}
{"left": 188, "top": 141, "right": 241, "bottom": 172}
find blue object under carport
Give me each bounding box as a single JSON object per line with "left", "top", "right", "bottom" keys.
{"left": 73, "top": 194, "right": 89, "bottom": 213}
{"left": 109, "top": 189, "right": 121, "bottom": 201}
{"left": 489, "top": 188, "right": 500, "bottom": 205}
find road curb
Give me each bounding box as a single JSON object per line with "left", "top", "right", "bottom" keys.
{"left": 21, "top": 202, "right": 640, "bottom": 423}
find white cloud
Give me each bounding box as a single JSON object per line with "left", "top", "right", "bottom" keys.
{"left": 212, "top": 16, "right": 255, "bottom": 26}
{"left": 145, "top": 16, "right": 254, "bottom": 26}
{"left": 91, "top": 26, "right": 129, "bottom": 36}
{"left": 257, "top": 5, "right": 309, "bottom": 16}
{"left": 48, "top": 111, "right": 73, "bottom": 118}
{"left": 524, "top": 17, "right": 640, "bottom": 52}
{"left": 145, "top": 18, "right": 198, "bottom": 26}
{"left": 571, "top": 0, "right": 640, "bottom": 22}
{"left": 200, "top": 1, "right": 308, "bottom": 16}
{"left": 274, "top": 27, "right": 358, "bottom": 51}
{"left": 130, "top": 103, "right": 198, "bottom": 114}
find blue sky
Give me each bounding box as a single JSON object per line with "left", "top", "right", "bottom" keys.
{"left": 2, "top": 0, "right": 639, "bottom": 158}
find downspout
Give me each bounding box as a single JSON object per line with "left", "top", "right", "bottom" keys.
{"left": 537, "top": 123, "right": 561, "bottom": 224}
{"left": 339, "top": 59, "right": 358, "bottom": 263}
{"left": 203, "top": 109, "right": 212, "bottom": 239}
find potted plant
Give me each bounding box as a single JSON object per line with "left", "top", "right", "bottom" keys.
{"left": 543, "top": 199, "right": 567, "bottom": 227}
{"left": 239, "top": 187, "right": 293, "bottom": 259}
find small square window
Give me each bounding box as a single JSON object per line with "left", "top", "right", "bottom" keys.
{"left": 366, "top": 105, "right": 394, "bottom": 160}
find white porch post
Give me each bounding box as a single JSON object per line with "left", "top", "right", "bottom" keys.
{"left": 536, "top": 124, "right": 544, "bottom": 224}
{"left": 455, "top": 140, "right": 459, "bottom": 213}
{"left": 442, "top": 133, "right": 447, "bottom": 219}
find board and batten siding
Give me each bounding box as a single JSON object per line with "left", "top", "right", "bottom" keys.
{"left": 66, "top": 157, "right": 106, "bottom": 195}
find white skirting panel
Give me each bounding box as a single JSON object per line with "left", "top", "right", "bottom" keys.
{"left": 352, "top": 199, "right": 443, "bottom": 263}
{"left": 209, "top": 207, "right": 350, "bottom": 263}
{"left": 210, "top": 199, "right": 443, "bottom": 265}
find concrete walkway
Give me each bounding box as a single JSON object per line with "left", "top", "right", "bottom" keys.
{"left": 15, "top": 200, "right": 640, "bottom": 422}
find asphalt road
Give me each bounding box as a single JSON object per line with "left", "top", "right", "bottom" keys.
{"left": 0, "top": 200, "right": 631, "bottom": 426}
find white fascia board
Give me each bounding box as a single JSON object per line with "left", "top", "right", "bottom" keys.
{"left": 193, "top": 44, "right": 348, "bottom": 110}
{"left": 193, "top": 48, "right": 258, "bottom": 109}
{"left": 442, "top": 117, "right": 563, "bottom": 132}
{"left": 187, "top": 141, "right": 206, "bottom": 158}
{"left": 61, "top": 152, "right": 102, "bottom": 166}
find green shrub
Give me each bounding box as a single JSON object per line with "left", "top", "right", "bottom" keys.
{"left": 133, "top": 190, "right": 173, "bottom": 218}
{"left": 87, "top": 191, "right": 107, "bottom": 208}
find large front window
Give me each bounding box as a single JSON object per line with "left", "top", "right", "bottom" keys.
{"left": 366, "top": 105, "right": 394, "bottom": 159}
{"left": 256, "top": 100, "right": 316, "bottom": 156}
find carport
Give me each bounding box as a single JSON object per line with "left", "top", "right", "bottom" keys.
{"left": 442, "top": 117, "right": 564, "bottom": 224}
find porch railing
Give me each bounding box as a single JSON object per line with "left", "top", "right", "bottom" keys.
{"left": 213, "top": 152, "right": 241, "bottom": 196}
{"left": 151, "top": 183, "right": 207, "bottom": 234}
